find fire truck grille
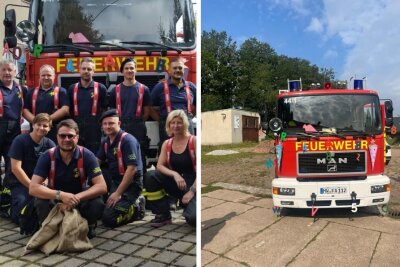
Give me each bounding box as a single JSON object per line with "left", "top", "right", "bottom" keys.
{"left": 59, "top": 73, "right": 166, "bottom": 92}
{"left": 297, "top": 151, "right": 367, "bottom": 176}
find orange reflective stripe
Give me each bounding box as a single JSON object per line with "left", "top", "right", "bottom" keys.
{"left": 115, "top": 84, "right": 122, "bottom": 116}
{"left": 73, "top": 83, "right": 79, "bottom": 116}
{"left": 185, "top": 82, "right": 192, "bottom": 114}
{"left": 136, "top": 83, "right": 144, "bottom": 118}
{"left": 53, "top": 86, "right": 59, "bottom": 110}
{"left": 117, "top": 132, "right": 128, "bottom": 175}
{"left": 163, "top": 80, "right": 172, "bottom": 113}
{"left": 32, "top": 87, "right": 39, "bottom": 115}
{"left": 92, "top": 82, "right": 99, "bottom": 116}
{"left": 48, "top": 147, "right": 56, "bottom": 189}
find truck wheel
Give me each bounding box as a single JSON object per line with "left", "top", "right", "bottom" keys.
{"left": 377, "top": 204, "right": 389, "bottom": 216}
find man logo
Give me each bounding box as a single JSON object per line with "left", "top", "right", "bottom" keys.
{"left": 317, "top": 158, "right": 348, "bottom": 164}
{"left": 327, "top": 164, "right": 337, "bottom": 172}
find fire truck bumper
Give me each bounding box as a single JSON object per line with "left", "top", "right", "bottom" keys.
{"left": 272, "top": 175, "right": 390, "bottom": 208}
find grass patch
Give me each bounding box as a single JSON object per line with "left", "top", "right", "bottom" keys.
{"left": 202, "top": 142, "right": 257, "bottom": 154}
{"left": 202, "top": 152, "right": 255, "bottom": 164}
{"left": 201, "top": 184, "right": 223, "bottom": 194}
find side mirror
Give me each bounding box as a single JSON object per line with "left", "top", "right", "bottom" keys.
{"left": 3, "top": 9, "right": 17, "bottom": 48}
{"left": 269, "top": 118, "right": 283, "bottom": 132}
{"left": 384, "top": 100, "right": 393, "bottom": 127}
{"left": 16, "top": 20, "right": 36, "bottom": 42}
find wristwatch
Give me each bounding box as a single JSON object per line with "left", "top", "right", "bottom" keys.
{"left": 190, "top": 186, "right": 196, "bottom": 193}
{"left": 55, "top": 190, "right": 61, "bottom": 201}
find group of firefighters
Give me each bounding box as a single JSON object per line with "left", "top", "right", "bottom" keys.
{"left": 0, "top": 56, "right": 197, "bottom": 239}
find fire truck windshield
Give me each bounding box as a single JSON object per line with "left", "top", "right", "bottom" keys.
{"left": 278, "top": 94, "right": 382, "bottom": 135}
{"left": 31, "top": 0, "right": 196, "bottom": 50}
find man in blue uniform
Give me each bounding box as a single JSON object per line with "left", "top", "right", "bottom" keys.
{"left": 97, "top": 109, "right": 145, "bottom": 228}
{"left": 151, "top": 57, "right": 196, "bottom": 145}
{"left": 108, "top": 58, "right": 151, "bottom": 173}
{"left": 23, "top": 65, "right": 69, "bottom": 142}
{"left": 0, "top": 59, "right": 27, "bottom": 218}
{"left": 30, "top": 119, "right": 107, "bottom": 239}
{"left": 68, "top": 57, "right": 108, "bottom": 154}
{"left": 8, "top": 113, "right": 55, "bottom": 234}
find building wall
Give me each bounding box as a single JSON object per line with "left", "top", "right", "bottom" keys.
{"left": 0, "top": 1, "right": 29, "bottom": 55}
{"left": 201, "top": 108, "right": 260, "bottom": 145}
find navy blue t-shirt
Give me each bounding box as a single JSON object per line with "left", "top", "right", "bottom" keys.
{"left": 151, "top": 78, "right": 196, "bottom": 119}
{"left": 34, "top": 146, "right": 102, "bottom": 194}
{"left": 0, "top": 80, "right": 27, "bottom": 121}
{"left": 24, "top": 85, "right": 69, "bottom": 115}
{"left": 97, "top": 130, "right": 143, "bottom": 184}
{"left": 67, "top": 81, "right": 108, "bottom": 118}
{"left": 108, "top": 82, "right": 151, "bottom": 119}
{"left": 7, "top": 134, "right": 56, "bottom": 184}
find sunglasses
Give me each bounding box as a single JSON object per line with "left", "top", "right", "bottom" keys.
{"left": 58, "top": 134, "right": 76, "bottom": 140}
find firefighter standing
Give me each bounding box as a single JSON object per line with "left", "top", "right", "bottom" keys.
{"left": 23, "top": 64, "right": 69, "bottom": 142}
{"left": 0, "top": 59, "right": 27, "bottom": 218}
{"left": 108, "top": 58, "right": 151, "bottom": 173}
{"left": 151, "top": 57, "right": 196, "bottom": 147}
{"left": 7, "top": 113, "right": 55, "bottom": 233}
{"left": 29, "top": 119, "right": 107, "bottom": 239}
{"left": 67, "top": 57, "right": 108, "bottom": 154}
{"left": 97, "top": 109, "right": 145, "bottom": 228}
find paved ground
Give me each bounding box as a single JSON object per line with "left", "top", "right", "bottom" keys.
{"left": 202, "top": 187, "right": 400, "bottom": 267}
{"left": 0, "top": 209, "right": 196, "bottom": 267}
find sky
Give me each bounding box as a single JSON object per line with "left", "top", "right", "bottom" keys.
{"left": 202, "top": 0, "right": 400, "bottom": 115}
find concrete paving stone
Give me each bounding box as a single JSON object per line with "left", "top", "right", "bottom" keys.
{"left": 202, "top": 196, "right": 226, "bottom": 210}
{"left": 201, "top": 250, "right": 219, "bottom": 266}
{"left": 140, "top": 261, "right": 167, "bottom": 267}
{"left": 201, "top": 202, "right": 253, "bottom": 230}
{"left": 114, "top": 224, "right": 135, "bottom": 231}
{"left": 3, "top": 259, "right": 27, "bottom": 267}
{"left": 202, "top": 207, "right": 277, "bottom": 254}
{"left": 146, "top": 229, "right": 168, "bottom": 237}
{"left": 1, "top": 223, "right": 18, "bottom": 230}
{"left": 370, "top": 233, "right": 400, "bottom": 267}
{"left": 181, "top": 234, "right": 196, "bottom": 243}
{"left": 187, "top": 246, "right": 196, "bottom": 255}
{"left": 113, "top": 232, "right": 138, "bottom": 242}
{"left": 0, "top": 239, "right": 6, "bottom": 246}
{"left": 14, "top": 235, "right": 31, "bottom": 245}
{"left": 159, "top": 223, "right": 181, "bottom": 231}
{"left": 152, "top": 250, "right": 181, "bottom": 264}
{"left": 130, "top": 234, "right": 155, "bottom": 245}
{"left": 168, "top": 241, "right": 194, "bottom": 253}
{"left": 97, "top": 229, "right": 122, "bottom": 239}
{"left": 94, "top": 227, "right": 108, "bottom": 235}
{"left": 205, "top": 257, "right": 245, "bottom": 267}
{"left": 129, "top": 226, "right": 152, "bottom": 234}
{"left": 96, "top": 240, "right": 124, "bottom": 250}
{"left": 2, "top": 232, "right": 27, "bottom": 242}
{"left": 175, "top": 225, "right": 195, "bottom": 234}
{"left": 174, "top": 255, "right": 196, "bottom": 267}
{"left": 25, "top": 264, "right": 41, "bottom": 267}
{"left": 114, "top": 243, "right": 141, "bottom": 255}
{"left": 148, "top": 237, "right": 174, "bottom": 249}
{"left": 133, "top": 247, "right": 160, "bottom": 258}
{"left": 0, "top": 242, "right": 22, "bottom": 253}
{"left": 115, "top": 256, "right": 144, "bottom": 267}
{"left": 162, "top": 231, "right": 186, "bottom": 240}
{"left": 82, "top": 263, "right": 107, "bottom": 267}
{"left": 76, "top": 248, "right": 107, "bottom": 260}
{"left": 204, "top": 189, "right": 255, "bottom": 203}
{"left": 289, "top": 222, "right": 379, "bottom": 267}
{"left": 0, "top": 255, "right": 12, "bottom": 264}
{"left": 37, "top": 254, "right": 68, "bottom": 266}
{"left": 225, "top": 217, "right": 329, "bottom": 267}
{"left": 5, "top": 246, "right": 25, "bottom": 257}
{"left": 21, "top": 251, "right": 47, "bottom": 262}
{"left": 55, "top": 258, "right": 87, "bottom": 267}
{"left": 0, "top": 229, "right": 15, "bottom": 238}
{"left": 90, "top": 237, "right": 107, "bottom": 247}
{"left": 245, "top": 197, "right": 273, "bottom": 208}
{"left": 326, "top": 215, "right": 400, "bottom": 235}
{"left": 95, "top": 252, "right": 125, "bottom": 265}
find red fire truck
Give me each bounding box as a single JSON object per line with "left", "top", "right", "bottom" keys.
{"left": 267, "top": 79, "right": 393, "bottom": 215}
{"left": 3, "top": 0, "right": 197, "bottom": 165}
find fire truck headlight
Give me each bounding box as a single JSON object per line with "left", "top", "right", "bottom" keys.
{"left": 371, "top": 184, "right": 390, "bottom": 193}
{"left": 273, "top": 187, "right": 295, "bottom": 195}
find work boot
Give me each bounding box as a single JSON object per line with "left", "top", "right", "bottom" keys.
{"left": 87, "top": 224, "right": 97, "bottom": 239}
{"left": 135, "top": 195, "right": 146, "bottom": 220}
{"left": 150, "top": 213, "right": 172, "bottom": 228}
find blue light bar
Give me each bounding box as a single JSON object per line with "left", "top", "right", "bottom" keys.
{"left": 287, "top": 78, "right": 302, "bottom": 91}
{"left": 354, "top": 79, "right": 363, "bottom": 90}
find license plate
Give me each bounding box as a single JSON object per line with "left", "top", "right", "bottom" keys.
{"left": 320, "top": 186, "right": 347, "bottom": 195}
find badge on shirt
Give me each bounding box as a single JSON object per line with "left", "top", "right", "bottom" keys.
{"left": 128, "top": 154, "right": 136, "bottom": 160}
{"left": 93, "top": 167, "right": 101, "bottom": 175}
{"left": 73, "top": 168, "right": 79, "bottom": 178}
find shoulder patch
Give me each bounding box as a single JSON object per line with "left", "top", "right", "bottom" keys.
{"left": 93, "top": 167, "right": 101, "bottom": 174}
{"left": 128, "top": 154, "right": 136, "bottom": 160}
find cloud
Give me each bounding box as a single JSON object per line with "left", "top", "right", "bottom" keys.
{"left": 306, "top": 17, "right": 324, "bottom": 33}
{"left": 323, "top": 49, "right": 338, "bottom": 60}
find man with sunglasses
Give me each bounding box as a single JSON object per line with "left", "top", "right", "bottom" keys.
{"left": 7, "top": 113, "right": 55, "bottom": 234}
{"left": 67, "top": 57, "right": 108, "bottom": 154}
{"left": 29, "top": 119, "right": 107, "bottom": 239}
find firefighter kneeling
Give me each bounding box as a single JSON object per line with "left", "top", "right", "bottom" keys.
{"left": 97, "top": 109, "right": 145, "bottom": 228}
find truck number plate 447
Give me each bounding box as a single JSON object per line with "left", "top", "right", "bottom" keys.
{"left": 320, "top": 186, "right": 347, "bottom": 195}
